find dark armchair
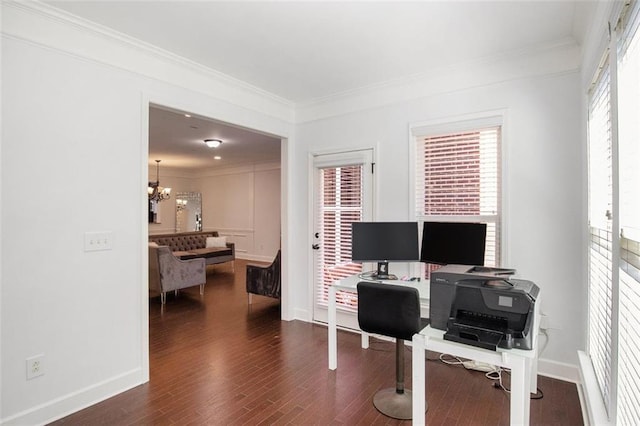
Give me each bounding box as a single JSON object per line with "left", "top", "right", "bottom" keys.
{"left": 246, "top": 249, "right": 281, "bottom": 304}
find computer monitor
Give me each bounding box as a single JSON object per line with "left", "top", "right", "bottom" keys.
{"left": 420, "top": 221, "right": 487, "bottom": 266}
{"left": 351, "top": 222, "right": 419, "bottom": 280}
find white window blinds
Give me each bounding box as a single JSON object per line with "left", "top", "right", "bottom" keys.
{"left": 616, "top": 0, "right": 640, "bottom": 422}
{"left": 587, "top": 55, "right": 614, "bottom": 416}
{"left": 585, "top": 1, "right": 640, "bottom": 423}
{"left": 618, "top": 0, "right": 640, "bottom": 241}
{"left": 415, "top": 126, "right": 501, "bottom": 267}
{"left": 316, "top": 165, "right": 363, "bottom": 311}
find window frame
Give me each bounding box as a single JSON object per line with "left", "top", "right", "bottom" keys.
{"left": 581, "top": 0, "right": 640, "bottom": 423}
{"left": 586, "top": 50, "right": 616, "bottom": 418}
{"left": 613, "top": 1, "right": 640, "bottom": 422}
{"left": 409, "top": 111, "right": 508, "bottom": 276}
{"left": 310, "top": 148, "right": 374, "bottom": 329}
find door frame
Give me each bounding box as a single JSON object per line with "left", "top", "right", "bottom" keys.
{"left": 308, "top": 147, "right": 375, "bottom": 328}
{"left": 140, "top": 94, "right": 290, "bottom": 382}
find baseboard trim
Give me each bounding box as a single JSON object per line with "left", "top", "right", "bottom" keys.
{"left": 1, "top": 368, "right": 145, "bottom": 426}
{"left": 292, "top": 308, "right": 311, "bottom": 322}
{"left": 537, "top": 357, "right": 580, "bottom": 384}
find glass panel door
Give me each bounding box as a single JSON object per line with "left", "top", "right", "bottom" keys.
{"left": 312, "top": 150, "right": 373, "bottom": 328}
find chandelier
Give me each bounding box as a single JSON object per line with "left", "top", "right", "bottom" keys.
{"left": 148, "top": 160, "right": 172, "bottom": 202}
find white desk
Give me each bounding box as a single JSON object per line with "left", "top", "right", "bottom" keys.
{"left": 411, "top": 326, "right": 538, "bottom": 426}
{"left": 328, "top": 274, "right": 538, "bottom": 426}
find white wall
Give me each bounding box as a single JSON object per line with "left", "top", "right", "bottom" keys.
{"left": 252, "top": 166, "right": 282, "bottom": 258}
{"left": 291, "top": 72, "right": 584, "bottom": 381}
{"left": 1, "top": 5, "right": 292, "bottom": 423}
{"left": 147, "top": 163, "right": 281, "bottom": 260}
{"left": 147, "top": 161, "right": 281, "bottom": 261}
{"left": 1, "top": 1, "right": 590, "bottom": 423}
{"left": 3, "top": 38, "right": 146, "bottom": 423}
{"left": 196, "top": 164, "right": 281, "bottom": 261}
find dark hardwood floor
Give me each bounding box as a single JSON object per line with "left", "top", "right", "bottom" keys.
{"left": 52, "top": 260, "right": 583, "bottom": 425}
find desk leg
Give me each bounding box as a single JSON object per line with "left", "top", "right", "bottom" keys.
{"left": 328, "top": 286, "right": 337, "bottom": 370}
{"left": 412, "top": 333, "right": 426, "bottom": 426}
{"left": 507, "top": 354, "right": 530, "bottom": 426}
{"left": 529, "top": 357, "right": 538, "bottom": 394}
{"left": 361, "top": 332, "right": 369, "bottom": 349}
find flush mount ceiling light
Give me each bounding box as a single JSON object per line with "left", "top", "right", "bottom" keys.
{"left": 204, "top": 139, "right": 222, "bottom": 148}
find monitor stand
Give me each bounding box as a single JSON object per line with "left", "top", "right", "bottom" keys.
{"left": 372, "top": 261, "right": 397, "bottom": 280}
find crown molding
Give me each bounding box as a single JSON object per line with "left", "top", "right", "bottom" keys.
{"left": 2, "top": 1, "right": 295, "bottom": 123}
{"left": 296, "top": 37, "right": 582, "bottom": 123}
{"left": 149, "top": 166, "right": 201, "bottom": 180}
{"left": 4, "top": 1, "right": 584, "bottom": 125}
{"left": 151, "top": 160, "right": 280, "bottom": 179}
{"left": 194, "top": 161, "right": 281, "bottom": 178}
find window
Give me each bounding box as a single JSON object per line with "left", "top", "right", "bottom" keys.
{"left": 587, "top": 53, "right": 614, "bottom": 416}
{"left": 615, "top": 1, "right": 640, "bottom": 422}
{"left": 584, "top": 0, "right": 640, "bottom": 423}
{"left": 316, "top": 164, "right": 364, "bottom": 312}
{"left": 414, "top": 123, "right": 502, "bottom": 272}
{"left": 312, "top": 149, "right": 373, "bottom": 328}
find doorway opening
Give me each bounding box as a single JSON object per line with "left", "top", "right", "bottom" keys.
{"left": 144, "top": 101, "right": 287, "bottom": 379}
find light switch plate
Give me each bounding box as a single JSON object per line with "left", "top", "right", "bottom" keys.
{"left": 84, "top": 231, "right": 114, "bottom": 252}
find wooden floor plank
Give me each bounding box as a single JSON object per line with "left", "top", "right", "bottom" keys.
{"left": 50, "top": 260, "right": 583, "bottom": 425}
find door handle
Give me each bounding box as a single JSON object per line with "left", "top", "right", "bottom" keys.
{"left": 312, "top": 244, "right": 320, "bottom": 250}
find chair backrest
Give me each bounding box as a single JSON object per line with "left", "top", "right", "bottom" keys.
{"left": 357, "top": 281, "right": 422, "bottom": 341}
{"left": 272, "top": 249, "right": 282, "bottom": 272}
{"left": 148, "top": 244, "right": 161, "bottom": 292}
{"left": 261, "top": 249, "right": 282, "bottom": 297}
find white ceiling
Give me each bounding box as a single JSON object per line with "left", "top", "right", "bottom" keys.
{"left": 47, "top": 1, "right": 594, "bottom": 103}
{"left": 45, "top": 1, "right": 595, "bottom": 169}
{"left": 149, "top": 105, "right": 281, "bottom": 170}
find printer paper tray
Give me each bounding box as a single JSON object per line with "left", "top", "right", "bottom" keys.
{"left": 444, "top": 324, "right": 504, "bottom": 351}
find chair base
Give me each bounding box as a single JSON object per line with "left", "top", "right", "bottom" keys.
{"left": 373, "top": 388, "right": 426, "bottom": 420}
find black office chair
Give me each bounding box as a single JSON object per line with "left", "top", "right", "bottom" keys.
{"left": 357, "top": 281, "right": 429, "bottom": 420}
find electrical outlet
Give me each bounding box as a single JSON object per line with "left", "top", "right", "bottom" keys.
{"left": 539, "top": 314, "right": 549, "bottom": 330}
{"left": 84, "top": 231, "right": 114, "bottom": 252}
{"left": 26, "top": 355, "right": 44, "bottom": 380}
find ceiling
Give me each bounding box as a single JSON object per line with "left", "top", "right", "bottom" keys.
{"left": 47, "top": 1, "right": 594, "bottom": 104}
{"left": 149, "top": 106, "right": 281, "bottom": 170}
{"left": 45, "top": 1, "right": 595, "bottom": 169}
